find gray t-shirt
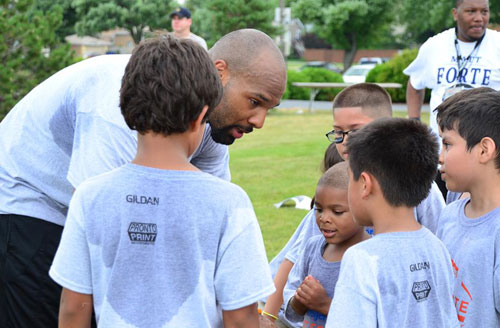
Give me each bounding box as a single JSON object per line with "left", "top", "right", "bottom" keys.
{"left": 436, "top": 198, "right": 500, "bottom": 327}
{"left": 49, "top": 163, "right": 273, "bottom": 327}
{"left": 0, "top": 54, "right": 229, "bottom": 226}
{"left": 283, "top": 235, "right": 341, "bottom": 328}
{"left": 326, "top": 227, "right": 459, "bottom": 328}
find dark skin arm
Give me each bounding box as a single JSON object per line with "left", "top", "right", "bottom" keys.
{"left": 292, "top": 275, "right": 331, "bottom": 315}
{"left": 406, "top": 80, "right": 425, "bottom": 120}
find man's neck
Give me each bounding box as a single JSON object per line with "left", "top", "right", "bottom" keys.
{"left": 174, "top": 30, "right": 191, "bottom": 39}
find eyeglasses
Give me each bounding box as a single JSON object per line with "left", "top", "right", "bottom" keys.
{"left": 325, "top": 129, "right": 358, "bottom": 144}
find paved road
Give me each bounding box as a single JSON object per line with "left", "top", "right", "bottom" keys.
{"left": 278, "top": 99, "right": 430, "bottom": 113}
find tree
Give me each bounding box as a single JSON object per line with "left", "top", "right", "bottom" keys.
{"left": 0, "top": 0, "right": 75, "bottom": 118}
{"left": 33, "top": 0, "right": 78, "bottom": 41}
{"left": 72, "top": 0, "right": 177, "bottom": 44}
{"left": 292, "top": 0, "right": 394, "bottom": 71}
{"left": 190, "top": 0, "right": 279, "bottom": 48}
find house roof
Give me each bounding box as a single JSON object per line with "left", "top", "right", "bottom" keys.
{"left": 65, "top": 34, "right": 113, "bottom": 46}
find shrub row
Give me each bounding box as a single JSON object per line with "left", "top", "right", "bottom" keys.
{"left": 283, "top": 68, "right": 343, "bottom": 101}
{"left": 365, "top": 48, "right": 431, "bottom": 103}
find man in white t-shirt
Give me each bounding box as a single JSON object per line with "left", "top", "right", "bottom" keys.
{"left": 0, "top": 29, "right": 286, "bottom": 328}
{"left": 404, "top": 0, "right": 500, "bottom": 136}
{"left": 170, "top": 7, "right": 208, "bottom": 50}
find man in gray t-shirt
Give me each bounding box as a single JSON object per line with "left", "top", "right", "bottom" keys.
{"left": 0, "top": 29, "right": 286, "bottom": 327}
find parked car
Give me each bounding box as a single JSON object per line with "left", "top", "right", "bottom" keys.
{"left": 359, "top": 57, "right": 387, "bottom": 65}
{"left": 342, "top": 64, "right": 376, "bottom": 83}
{"left": 300, "top": 61, "right": 342, "bottom": 73}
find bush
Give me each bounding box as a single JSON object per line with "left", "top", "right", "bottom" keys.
{"left": 365, "top": 48, "right": 430, "bottom": 103}
{"left": 283, "top": 68, "right": 344, "bottom": 101}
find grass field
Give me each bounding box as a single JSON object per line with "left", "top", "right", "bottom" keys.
{"left": 229, "top": 109, "right": 430, "bottom": 260}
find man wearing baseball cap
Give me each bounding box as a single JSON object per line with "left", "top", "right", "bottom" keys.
{"left": 170, "top": 7, "right": 208, "bottom": 50}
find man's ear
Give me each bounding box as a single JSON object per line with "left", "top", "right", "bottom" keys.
{"left": 214, "top": 60, "right": 229, "bottom": 84}
{"left": 190, "top": 105, "right": 209, "bottom": 133}
{"left": 478, "top": 137, "right": 497, "bottom": 165}
{"left": 452, "top": 8, "right": 458, "bottom": 22}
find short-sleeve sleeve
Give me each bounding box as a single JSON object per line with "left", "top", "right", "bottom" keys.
{"left": 403, "top": 39, "right": 433, "bottom": 91}
{"left": 325, "top": 248, "right": 377, "bottom": 328}
{"left": 283, "top": 238, "right": 315, "bottom": 323}
{"left": 214, "top": 205, "right": 274, "bottom": 310}
{"left": 49, "top": 190, "right": 92, "bottom": 294}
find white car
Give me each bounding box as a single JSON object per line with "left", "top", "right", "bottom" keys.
{"left": 342, "top": 64, "right": 376, "bottom": 83}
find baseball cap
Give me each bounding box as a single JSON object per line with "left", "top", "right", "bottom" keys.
{"left": 170, "top": 7, "right": 191, "bottom": 19}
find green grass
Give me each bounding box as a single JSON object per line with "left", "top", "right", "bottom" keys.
{"left": 229, "top": 109, "right": 430, "bottom": 260}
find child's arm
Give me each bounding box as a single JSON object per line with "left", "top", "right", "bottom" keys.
{"left": 59, "top": 288, "right": 93, "bottom": 328}
{"left": 222, "top": 303, "right": 259, "bottom": 328}
{"left": 293, "top": 276, "right": 331, "bottom": 315}
{"left": 263, "top": 258, "right": 294, "bottom": 321}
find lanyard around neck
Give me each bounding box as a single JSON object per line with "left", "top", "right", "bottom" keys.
{"left": 454, "top": 27, "right": 485, "bottom": 78}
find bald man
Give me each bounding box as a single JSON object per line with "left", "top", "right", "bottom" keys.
{"left": 0, "top": 29, "right": 286, "bottom": 328}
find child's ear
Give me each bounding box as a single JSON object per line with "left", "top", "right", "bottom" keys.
{"left": 214, "top": 60, "right": 229, "bottom": 84}
{"left": 478, "top": 137, "right": 497, "bottom": 164}
{"left": 360, "top": 172, "right": 374, "bottom": 199}
{"left": 190, "top": 105, "right": 209, "bottom": 133}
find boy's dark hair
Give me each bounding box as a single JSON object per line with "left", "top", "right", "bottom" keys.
{"left": 434, "top": 87, "right": 494, "bottom": 114}
{"left": 332, "top": 83, "right": 392, "bottom": 119}
{"left": 321, "top": 143, "right": 344, "bottom": 173}
{"left": 347, "top": 118, "right": 439, "bottom": 207}
{"left": 120, "top": 35, "right": 222, "bottom": 135}
{"left": 437, "top": 89, "right": 500, "bottom": 168}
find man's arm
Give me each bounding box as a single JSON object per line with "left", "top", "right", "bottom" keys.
{"left": 222, "top": 303, "right": 259, "bottom": 328}
{"left": 59, "top": 288, "right": 93, "bottom": 328}
{"left": 406, "top": 80, "right": 425, "bottom": 120}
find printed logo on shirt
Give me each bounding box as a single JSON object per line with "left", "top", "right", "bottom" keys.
{"left": 412, "top": 280, "right": 431, "bottom": 302}
{"left": 303, "top": 310, "right": 327, "bottom": 328}
{"left": 451, "top": 259, "right": 473, "bottom": 326}
{"left": 128, "top": 222, "right": 157, "bottom": 244}
{"left": 126, "top": 194, "right": 160, "bottom": 206}
{"left": 409, "top": 261, "right": 430, "bottom": 272}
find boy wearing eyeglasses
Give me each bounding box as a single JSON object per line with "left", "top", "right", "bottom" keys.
{"left": 328, "top": 83, "right": 445, "bottom": 234}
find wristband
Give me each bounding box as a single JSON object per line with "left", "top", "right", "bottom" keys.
{"left": 262, "top": 311, "right": 278, "bottom": 321}
{"left": 410, "top": 117, "right": 421, "bottom": 121}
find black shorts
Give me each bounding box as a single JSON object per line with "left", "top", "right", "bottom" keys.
{"left": 0, "top": 214, "right": 63, "bottom": 328}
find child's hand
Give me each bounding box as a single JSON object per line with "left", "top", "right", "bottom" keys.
{"left": 294, "top": 275, "right": 332, "bottom": 315}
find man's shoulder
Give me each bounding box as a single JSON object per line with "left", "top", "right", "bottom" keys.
{"left": 422, "top": 28, "right": 455, "bottom": 46}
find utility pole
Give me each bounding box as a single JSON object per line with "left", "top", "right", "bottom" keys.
{"left": 279, "top": 0, "right": 286, "bottom": 58}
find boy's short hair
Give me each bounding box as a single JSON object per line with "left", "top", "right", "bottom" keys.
{"left": 318, "top": 162, "right": 349, "bottom": 191}
{"left": 332, "top": 83, "right": 392, "bottom": 119}
{"left": 437, "top": 89, "right": 500, "bottom": 168}
{"left": 120, "top": 35, "right": 223, "bottom": 135}
{"left": 347, "top": 118, "right": 439, "bottom": 207}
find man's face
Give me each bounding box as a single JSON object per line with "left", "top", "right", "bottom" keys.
{"left": 438, "top": 127, "right": 477, "bottom": 192}
{"left": 453, "top": 0, "right": 490, "bottom": 42}
{"left": 332, "top": 107, "right": 374, "bottom": 160}
{"left": 171, "top": 16, "right": 192, "bottom": 34}
{"left": 208, "top": 65, "right": 285, "bottom": 145}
